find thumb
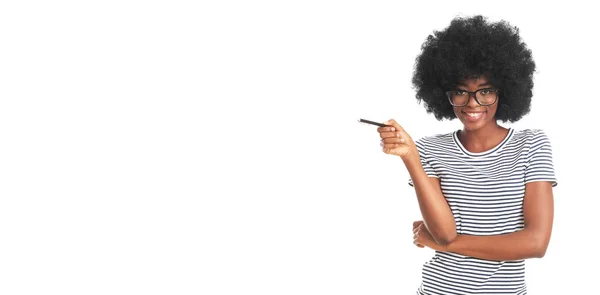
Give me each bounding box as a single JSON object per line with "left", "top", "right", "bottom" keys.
{"left": 383, "top": 119, "right": 402, "bottom": 130}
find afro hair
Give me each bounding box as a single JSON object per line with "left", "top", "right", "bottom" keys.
{"left": 411, "top": 15, "right": 536, "bottom": 122}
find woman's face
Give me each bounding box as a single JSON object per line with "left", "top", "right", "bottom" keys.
{"left": 451, "top": 76, "right": 499, "bottom": 131}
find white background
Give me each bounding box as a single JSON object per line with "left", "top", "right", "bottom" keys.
{"left": 1, "top": 1, "right": 598, "bottom": 294}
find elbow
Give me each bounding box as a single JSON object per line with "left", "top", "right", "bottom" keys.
{"left": 531, "top": 242, "right": 549, "bottom": 258}
{"left": 530, "top": 232, "right": 550, "bottom": 258}
{"left": 423, "top": 221, "right": 457, "bottom": 246}
{"left": 433, "top": 231, "right": 457, "bottom": 246}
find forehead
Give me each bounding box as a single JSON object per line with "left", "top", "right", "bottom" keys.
{"left": 456, "top": 76, "right": 491, "bottom": 87}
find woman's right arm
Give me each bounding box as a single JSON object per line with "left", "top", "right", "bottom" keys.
{"left": 378, "top": 119, "right": 456, "bottom": 245}
{"left": 403, "top": 151, "right": 456, "bottom": 245}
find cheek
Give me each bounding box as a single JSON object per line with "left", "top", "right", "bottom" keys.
{"left": 487, "top": 105, "right": 498, "bottom": 118}
{"left": 453, "top": 107, "right": 462, "bottom": 118}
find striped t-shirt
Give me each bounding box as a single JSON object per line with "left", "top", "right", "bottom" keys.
{"left": 408, "top": 128, "right": 557, "bottom": 295}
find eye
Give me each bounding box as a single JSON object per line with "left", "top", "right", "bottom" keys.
{"left": 480, "top": 89, "right": 490, "bottom": 95}
{"left": 454, "top": 90, "right": 467, "bottom": 95}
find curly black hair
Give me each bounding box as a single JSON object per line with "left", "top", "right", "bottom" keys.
{"left": 411, "top": 15, "right": 536, "bottom": 122}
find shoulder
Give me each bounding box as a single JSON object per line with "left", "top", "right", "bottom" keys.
{"left": 512, "top": 128, "right": 548, "bottom": 137}
{"left": 510, "top": 128, "right": 552, "bottom": 145}
{"left": 507, "top": 128, "right": 555, "bottom": 160}
{"left": 414, "top": 131, "right": 455, "bottom": 154}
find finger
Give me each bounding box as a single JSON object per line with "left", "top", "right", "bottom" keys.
{"left": 414, "top": 239, "right": 424, "bottom": 247}
{"left": 413, "top": 225, "right": 420, "bottom": 233}
{"left": 382, "top": 143, "right": 400, "bottom": 149}
{"left": 382, "top": 136, "right": 408, "bottom": 145}
{"left": 377, "top": 126, "right": 396, "bottom": 133}
{"left": 382, "top": 137, "right": 405, "bottom": 144}
{"left": 383, "top": 120, "right": 412, "bottom": 141}
{"left": 413, "top": 220, "right": 424, "bottom": 229}
{"left": 413, "top": 238, "right": 424, "bottom": 248}
{"left": 414, "top": 223, "right": 425, "bottom": 233}
{"left": 383, "top": 119, "right": 405, "bottom": 132}
{"left": 379, "top": 132, "right": 399, "bottom": 139}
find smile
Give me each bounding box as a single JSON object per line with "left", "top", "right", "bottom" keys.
{"left": 463, "top": 111, "right": 486, "bottom": 121}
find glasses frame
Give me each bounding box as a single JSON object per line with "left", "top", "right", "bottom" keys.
{"left": 445, "top": 88, "right": 500, "bottom": 107}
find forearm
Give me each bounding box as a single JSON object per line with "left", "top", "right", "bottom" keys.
{"left": 404, "top": 152, "right": 456, "bottom": 244}
{"left": 442, "top": 229, "right": 547, "bottom": 261}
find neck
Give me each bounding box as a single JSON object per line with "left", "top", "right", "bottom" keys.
{"left": 458, "top": 122, "right": 508, "bottom": 152}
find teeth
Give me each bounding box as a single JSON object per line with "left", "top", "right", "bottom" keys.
{"left": 466, "top": 112, "right": 482, "bottom": 117}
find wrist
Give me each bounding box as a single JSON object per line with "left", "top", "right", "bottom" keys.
{"left": 401, "top": 147, "right": 420, "bottom": 165}
{"left": 438, "top": 241, "right": 450, "bottom": 252}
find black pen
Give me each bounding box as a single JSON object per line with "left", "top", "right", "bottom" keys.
{"left": 358, "top": 118, "right": 388, "bottom": 127}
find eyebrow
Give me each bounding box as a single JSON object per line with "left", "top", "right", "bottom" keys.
{"left": 456, "top": 82, "right": 493, "bottom": 88}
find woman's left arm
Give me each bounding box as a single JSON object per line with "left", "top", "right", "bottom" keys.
{"left": 414, "top": 181, "right": 554, "bottom": 261}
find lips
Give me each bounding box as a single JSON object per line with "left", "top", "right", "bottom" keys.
{"left": 463, "top": 111, "right": 486, "bottom": 122}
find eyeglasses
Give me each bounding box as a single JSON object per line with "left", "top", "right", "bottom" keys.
{"left": 445, "top": 88, "right": 499, "bottom": 106}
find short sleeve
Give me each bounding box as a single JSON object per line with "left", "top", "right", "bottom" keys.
{"left": 408, "top": 139, "right": 439, "bottom": 187}
{"left": 525, "top": 130, "right": 558, "bottom": 187}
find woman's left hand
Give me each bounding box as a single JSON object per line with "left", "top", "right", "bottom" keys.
{"left": 413, "top": 220, "right": 445, "bottom": 251}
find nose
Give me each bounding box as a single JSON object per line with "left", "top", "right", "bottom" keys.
{"left": 466, "top": 92, "right": 480, "bottom": 107}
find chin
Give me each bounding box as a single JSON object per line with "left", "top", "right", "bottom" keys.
{"left": 461, "top": 119, "right": 487, "bottom": 131}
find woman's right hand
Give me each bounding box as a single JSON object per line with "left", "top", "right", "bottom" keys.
{"left": 377, "top": 119, "right": 417, "bottom": 160}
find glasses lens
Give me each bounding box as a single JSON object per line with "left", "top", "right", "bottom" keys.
{"left": 476, "top": 89, "right": 498, "bottom": 105}
{"left": 447, "top": 91, "right": 469, "bottom": 106}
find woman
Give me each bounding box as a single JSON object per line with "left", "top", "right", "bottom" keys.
{"left": 377, "top": 15, "right": 557, "bottom": 294}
